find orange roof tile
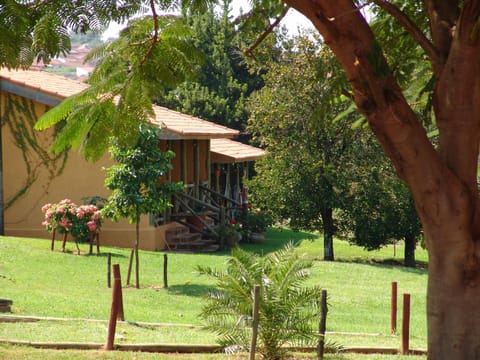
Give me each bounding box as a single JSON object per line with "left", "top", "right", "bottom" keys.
{"left": 0, "top": 68, "right": 89, "bottom": 100}
{"left": 210, "top": 138, "right": 266, "bottom": 163}
{"left": 0, "top": 68, "right": 239, "bottom": 139}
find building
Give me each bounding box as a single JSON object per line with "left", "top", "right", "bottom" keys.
{"left": 0, "top": 69, "right": 265, "bottom": 251}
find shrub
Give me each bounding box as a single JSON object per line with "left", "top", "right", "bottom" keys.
{"left": 42, "top": 199, "right": 102, "bottom": 242}
{"left": 198, "top": 243, "right": 322, "bottom": 360}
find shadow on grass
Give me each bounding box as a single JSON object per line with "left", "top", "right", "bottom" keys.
{"left": 165, "top": 283, "right": 213, "bottom": 297}
{"left": 89, "top": 251, "right": 126, "bottom": 259}
{"left": 334, "top": 257, "right": 428, "bottom": 275}
{"left": 239, "top": 227, "right": 316, "bottom": 255}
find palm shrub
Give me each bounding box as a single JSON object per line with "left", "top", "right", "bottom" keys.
{"left": 198, "top": 243, "right": 322, "bottom": 360}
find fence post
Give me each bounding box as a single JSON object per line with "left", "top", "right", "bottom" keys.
{"left": 105, "top": 264, "right": 123, "bottom": 350}
{"left": 126, "top": 248, "right": 134, "bottom": 285}
{"left": 250, "top": 285, "right": 261, "bottom": 360}
{"left": 317, "top": 289, "right": 328, "bottom": 360}
{"left": 107, "top": 253, "right": 112, "bottom": 288}
{"left": 401, "top": 293, "right": 411, "bottom": 355}
{"left": 163, "top": 254, "right": 168, "bottom": 288}
{"left": 391, "top": 282, "right": 397, "bottom": 335}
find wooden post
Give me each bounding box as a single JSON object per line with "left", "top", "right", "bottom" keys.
{"left": 163, "top": 254, "right": 168, "bottom": 288}
{"left": 107, "top": 253, "right": 112, "bottom": 288}
{"left": 194, "top": 140, "right": 200, "bottom": 199}
{"left": 126, "top": 248, "right": 134, "bottom": 286}
{"left": 317, "top": 289, "right": 328, "bottom": 360}
{"left": 51, "top": 228, "right": 56, "bottom": 251}
{"left": 206, "top": 141, "right": 211, "bottom": 193}
{"left": 250, "top": 285, "right": 260, "bottom": 360}
{"left": 401, "top": 293, "right": 411, "bottom": 355}
{"left": 113, "top": 264, "right": 124, "bottom": 321}
{"left": 61, "top": 232, "right": 68, "bottom": 252}
{"left": 96, "top": 233, "right": 100, "bottom": 254}
{"left": 105, "top": 264, "right": 123, "bottom": 350}
{"left": 391, "top": 282, "right": 397, "bottom": 335}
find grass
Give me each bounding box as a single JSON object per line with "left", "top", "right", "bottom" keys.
{"left": 0, "top": 229, "right": 428, "bottom": 359}
{"left": 0, "top": 344, "right": 428, "bottom": 360}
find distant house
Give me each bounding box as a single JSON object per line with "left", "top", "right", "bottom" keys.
{"left": 0, "top": 69, "right": 265, "bottom": 251}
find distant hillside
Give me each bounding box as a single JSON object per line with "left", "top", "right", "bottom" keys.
{"left": 32, "top": 32, "right": 101, "bottom": 80}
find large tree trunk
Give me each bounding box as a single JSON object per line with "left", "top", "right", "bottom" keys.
{"left": 284, "top": 1, "right": 480, "bottom": 358}
{"left": 320, "top": 208, "right": 334, "bottom": 261}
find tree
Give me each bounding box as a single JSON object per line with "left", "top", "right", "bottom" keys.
{"left": 198, "top": 243, "right": 322, "bottom": 360}
{"left": 280, "top": 1, "right": 480, "bottom": 357}
{"left": 35, "top": 13, "right": 203, "bottom": 160}
{"left": 340, "top": 138, "right": 422, "bottom": 267}
{"left": 247, "top": 35, "right": 360, "bottom": 261}
{"left": 156, "top": 0, "right": 281, "bottom": 131}
{"left": 102, "top": 124, "right": 183, "bottom": 288}
{"left": 0, "top": 1, "right": 143, "bottom": 69}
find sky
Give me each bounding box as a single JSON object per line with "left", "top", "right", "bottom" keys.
{"left": 102, "top": 4, "right": 314, "bottom": 40}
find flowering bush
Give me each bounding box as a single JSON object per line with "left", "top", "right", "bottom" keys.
{"left": 42, "top": 199, "right": 102, "bottom": 242}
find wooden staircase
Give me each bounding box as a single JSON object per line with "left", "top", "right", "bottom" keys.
{"left": 164, "top": 223, "right": 219, "bottom": 252}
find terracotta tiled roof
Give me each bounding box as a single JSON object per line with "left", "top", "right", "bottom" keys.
{"left": 210, "top": 138, "right": 266, "bottom": 163}
{"left": 0, "top": 68, "right": 89, "bottom": 99}
{"left": 151, "top": 107, "right": 238, "bottom": 139}
{"left": 0, "top": 68, "right": 239, "bottom": 139}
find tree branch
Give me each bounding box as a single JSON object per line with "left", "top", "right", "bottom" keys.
{"left": 139, "top": 0, "right": 160, "bottom": 67}
{"left": 369, "top": 0, "right": 443, "bottom": 74}
{"left": 244, "top": 6, "right": 290, "bottom": 58}
{"left": 424, "top": 0, "right": 459, "bottom": 64}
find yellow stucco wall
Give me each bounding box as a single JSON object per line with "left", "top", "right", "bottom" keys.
{"left": 1, "top": 91, "right": 168, "bottom": 251}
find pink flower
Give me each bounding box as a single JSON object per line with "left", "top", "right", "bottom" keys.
{"left": 87, "top": 221, "right": 97, "bottom": 232}
{"left": 76, "top": 208, "right": 85, "bottom": 219}
{"left": 41, "top": 203, "right": 52, "bottom": 213}
{"left": 58, "top": 217, "right": 71, "bottom": 231}
{"left": 92, "top": 211, "right": 101, "bottom": 221}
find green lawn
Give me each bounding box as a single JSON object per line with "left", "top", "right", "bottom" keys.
{"left": 0, "top": 229, "right": 428, "bottom": 359}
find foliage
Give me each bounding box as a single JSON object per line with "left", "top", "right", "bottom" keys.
{"left": 238, "top": 208, "right": 273, "bottom": 234}
{"left": 102, "top": 123, "right": 183, "bottom": 288}
{"left": 198, "top": 243, "right": 322, "bottom": 360}
{"left": 41, "top": 199, "right": 102, "bottom": 242}
{"left": 216, "top": 223, "right": 242, "bottom": 249}
{"left": 156, "top": 0, "right": 282, "bottom": 131}
{"left": 34, "top": 13, "right": 204, "bottom": 161}
{"left": 0, "top": 0, "right": 145, "bottom": 69}
{"left": 247, "top": 34, "right": 360, "bottom": 260}
{"left": 102, "top": 123, "right": 183, "bottom": 224}
{"left": 2, "top": 94, "right": 68, "bottom": 209}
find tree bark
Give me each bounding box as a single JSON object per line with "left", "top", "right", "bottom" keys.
{"left": 321, "top": 208, "right": 334, "bottom": 261}
{"left": 282, "top": 1, "right": 480, "bottom": 358}
{"left": 403, "top": 234, "right": 416, "bottom": 268}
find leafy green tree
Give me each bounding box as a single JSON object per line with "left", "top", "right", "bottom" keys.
{"left": 247, "top": 35, "right": 358, "bottom": 261}
{"left": 102, "top": 124, "right": 183, "bottom": 288}
{"left": 157, "top": 0, "right": 281, "bottom": 130}
{"left": 0, "top": 0, "right": 143, "bottom": 68}
{"left": 198, "top": 243, "right": 322, "bottom": 360}
{"left": 339, "top": 138, "right": 422, "bottom": 267}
